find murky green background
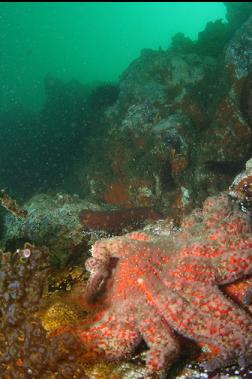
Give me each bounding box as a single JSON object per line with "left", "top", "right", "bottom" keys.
{"left": 0, "top": 2, "right": 225, "bottom": 110}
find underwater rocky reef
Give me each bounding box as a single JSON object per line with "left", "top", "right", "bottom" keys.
{"left": 2, "top": 159, "right": 252, "bottom": 379}
{"left": 1, "top": 3, "right": 252, "bottom": 379}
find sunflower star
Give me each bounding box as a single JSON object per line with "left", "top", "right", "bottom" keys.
{"left": 74, "top": 192, "right": 252, "bottom": 379}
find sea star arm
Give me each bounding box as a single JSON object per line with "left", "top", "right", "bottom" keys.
{"left": 141, "top": 260, "right": 252, "bottom": 371}
{"left": 85, "top": 235, "right": 149, "bottom": 274}
{"left": 87, "top": 232, "right": 152, "bottom": 267}
{"left": 172, "top": 282, "right": 252, "bottom": 371}
{"left": 84, "top": 237, "right": 130, "bottom": 302}
{"left": 215, "top": 248, "right": 252, "bottom": 285}
{"left": 77, "top": 311, "right": 141, "bottom": 360}
{"left": 137, "top": 311, "right": 180, "bottom": 379}
{"left": 85, "top": 234, "right": 152, "bottom": 301}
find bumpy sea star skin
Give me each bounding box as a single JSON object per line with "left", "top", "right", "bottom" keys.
{"left": 229, "top": 158, "right": 252, "bottom": 306}
{"left": 75, "top": 192, "right": 252, "bottom": 379}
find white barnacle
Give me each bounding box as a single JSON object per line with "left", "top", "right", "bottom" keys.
{"left": 23, "top": 248, "right": 31, "bottom": 259}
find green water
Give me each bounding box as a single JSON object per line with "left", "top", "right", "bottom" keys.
{"left": 0, "top": 2, "right": 226, "bottom": 111}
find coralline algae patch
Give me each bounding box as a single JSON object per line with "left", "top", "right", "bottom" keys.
{"left": 41, "top": 301, "right": 81, "bottom": 333}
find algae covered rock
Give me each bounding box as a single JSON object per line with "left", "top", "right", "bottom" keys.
{"left": 225, "top": 15, "right": 252, "bottom": 79}
{"left": 0, "top": 243, "right": 89, "bottom": 378}
{"left": 2, "top": 193, "right": 106, "bottom": 266}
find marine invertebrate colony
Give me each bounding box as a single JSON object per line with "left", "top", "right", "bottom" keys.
{"left": 0, "top": 243, "right": 88, "bottom": 378}
{"left": 74, "top": 192, "right": 252, "bottom": 378}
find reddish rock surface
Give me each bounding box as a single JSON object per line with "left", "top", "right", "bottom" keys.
{"left": 79, "top": 207, "right": 161, "bottom": 234}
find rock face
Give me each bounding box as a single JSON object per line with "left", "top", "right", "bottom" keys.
{"left": 225, "top": 15, "right": 252, "bottom": 79}
{"left": 1, "top": 193, "right": 106, "bottom": 266}
{"left": 2, "top": 5, "right": 252, "bottom": 221}
{"left": 3, "top": 7, "right": 252, "bottom": 267}
{"left": 2, "top": 192, "right": 163, "bottom": 266}
{"left": 79, "top": 13, "right": 252, "bottom": 219}
{"left": 117, "top": 49, "right": 216, "bottom": 107}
